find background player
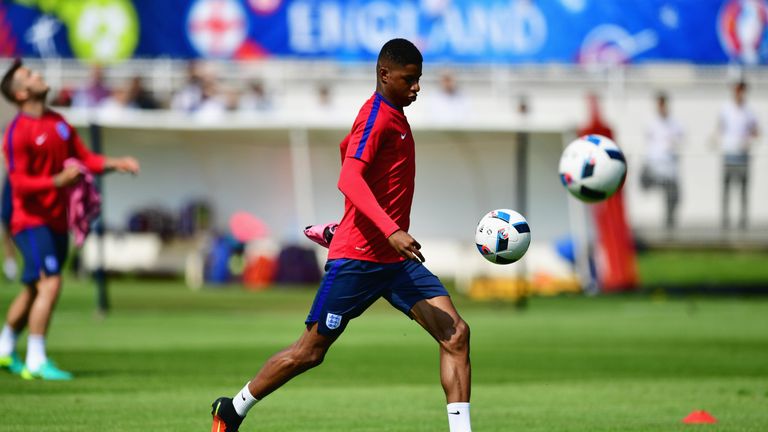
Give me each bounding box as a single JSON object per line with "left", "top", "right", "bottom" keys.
{"left": 211, "top": 39, "right": 473, "bottom": 432}
{"left": 718, "top": 80, "right": 759, "bottom": 230}
{"left": 1, "top": 172, "right": 16, "bottom": 281}
{"left": 0, "top": 60, "right": 140, "bottom": 380}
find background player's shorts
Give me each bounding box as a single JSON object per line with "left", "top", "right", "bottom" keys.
{"left": 1, "top": 176, "right": 11, "bottom": 230}
{"left": 305, "top": 258, "right": 449, "bottom": 337}
{"left": 13, "top": 226, "right": 69, "bottom": 285}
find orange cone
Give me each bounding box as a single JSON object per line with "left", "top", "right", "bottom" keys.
{"left": 683, "top": 410, "right": 717, "bottom": 424}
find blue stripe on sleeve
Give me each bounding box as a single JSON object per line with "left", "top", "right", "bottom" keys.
{"left": 353, "top": 96, "right": 382, "bottom": 159}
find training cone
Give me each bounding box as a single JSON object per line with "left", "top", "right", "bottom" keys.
{"left": 682, "top": 410, "right": 717, "bottom": 424}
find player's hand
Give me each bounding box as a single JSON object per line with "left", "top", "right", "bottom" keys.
{"left": 387, "top": 230, "right": 425, "bottom": 262}
{"left": 53, "top": 166, "right": 82, "bottom": 188}
{"left": 113, "top": 157, "right": 140, "bottom": 174}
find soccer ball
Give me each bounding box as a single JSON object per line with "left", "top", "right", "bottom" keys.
{"left": 558, "top": 134, "right": 627, "bottom": 203}
{"left": 475, "top": 209, "right": 531, "bottom": 264}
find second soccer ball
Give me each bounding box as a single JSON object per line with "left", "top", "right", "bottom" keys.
{"left": 558, "top": 134, "right": 627, "bottom": 203}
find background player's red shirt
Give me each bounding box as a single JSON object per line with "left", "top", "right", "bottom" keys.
{"left": 3, "top": 110, "right": 105, "bottom": 234}
{"left": 329, "top": 92, "right": 415, "bottom": 263}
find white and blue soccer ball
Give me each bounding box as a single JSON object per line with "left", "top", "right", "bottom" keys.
{"left": 475, "top": 209, "right": 531, "bottom": 265}
{"left": 558, "top": 134, "right": 627, "bottom": 203}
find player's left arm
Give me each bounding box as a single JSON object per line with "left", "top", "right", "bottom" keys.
{"left": 387, "top": 229, "right": 424, "bottom": 262}
{"left": 337, "top": 157, "right": 399, "bottom": 237}
{"left": 337, "top": 158, "right": 423, "bottom": 262}
{"left": 69, "top": 126, "right": 139, "bottom": 175}
{"left": 103, "top": 156, "right": 140, "bottom": 174}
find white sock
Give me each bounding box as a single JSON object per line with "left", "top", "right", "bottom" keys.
{"left": 447, "top": 402, "right": 472, "bottom": 432}
{"left": 232, "top": 382, "right": 259, "bottom": 417}
{"left": 3, "top": 257, "right": 17, "bottom": 280}
{"left": 26, "top": 334, "right": 48, "bottom": 371}
{"left": 0, "top": 324, "right": 18, "bottom": 356}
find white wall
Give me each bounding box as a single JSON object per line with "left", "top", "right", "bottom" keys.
{"left": 3, "top": 61, "right": 767, "bottom": 241}
{"left": 87, "top": 122, "right": 571, "bottom": 248}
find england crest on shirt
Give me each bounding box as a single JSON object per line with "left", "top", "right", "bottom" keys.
{"left": 325, "top": 313, "right": 342, "bottom": 330}
{"left": 55, "top": 121, "right": 70, "bottom": 140}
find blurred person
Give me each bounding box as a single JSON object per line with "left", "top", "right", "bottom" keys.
{"left": 97, "top": 85, "right": 133, "bottom": 120}
{"left": 211, "top": 39, "right": 473, "bottom": 432}
{"left": 516, "top": 94, "right": 530, "bottom": 117}
{"left": 718, "top": 81, "right": 759, "bottom": 230}
{"left": 0, "top": 59, "right": 140, "bottom": 380}
{"left": 641, "top": 92, "right": 684, "bottom": 230}
{"left": 71, "top": 65, "right": 110, "bottom": 108}
{"left": 222, "top": 85, "right": 241, "bottom": 112}
{"left": 429, "top": 70, "right": 469, "bottom": 122}
{"left": 2, "top": 172, "right": 17, "bottom": 281}
{"left": 239, "top": 79, "right": 273, "bottom": 112}
{"left": 194, "top": 78, "right": 227, "bottom": 120}
{"left": 49, "top": 85, "right": 73, "bottom": 107}
{"left": 126, "top": 75, "right": 159, "bottom": 109}
{"left": 316, "top": 82, "right": 333, "bottom": 108}
{"left": 579, "top": 92, "right": 613, "bottom": 138}
{"left": 577, "top": 93, "right": 638, "bottom": 293}
{"left": 171, "top": 60, "right": 205, "bottom": 112}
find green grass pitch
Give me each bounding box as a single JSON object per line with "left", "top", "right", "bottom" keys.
{"left": 0, "top": 278, "right": 767, "bottom": 431}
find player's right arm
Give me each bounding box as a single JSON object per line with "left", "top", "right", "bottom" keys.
{"left": 3, "top": 127, "right": 80, "bottom": 194}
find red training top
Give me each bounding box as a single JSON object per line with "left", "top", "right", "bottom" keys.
{"left": 3, "top": 110, "right": 105, "bottom": 235}
{"left": 328, "top": 92, "right": 416, "bottom": 264}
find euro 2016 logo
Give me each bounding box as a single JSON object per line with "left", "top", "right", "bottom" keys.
{"left": 718, "top": 0, "right": 768, "bottom": 64}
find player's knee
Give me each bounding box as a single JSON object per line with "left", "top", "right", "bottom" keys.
{"left": 35, "top": 277, "right": 62, "bottom": 299}
{"left": 292, "top": 344, "right": 327, "bottom": 369}
{"left": 305, "top": 347, "right": 327, "bottom": 368}
{"left": 24, "top": 284, "right": 38, "bottom": 296}
{"left": 441, "top": 319, "right": 470, "bottom": 354}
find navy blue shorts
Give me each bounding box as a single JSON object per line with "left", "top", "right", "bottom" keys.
{"left": 1, "top": 176, "right": 11, "bottom": 230}
{"left": 305, "top": 258, "right": 449, "bottom": 337}
{"left": 13, "top": 226, "right": 69, "bottom": 285}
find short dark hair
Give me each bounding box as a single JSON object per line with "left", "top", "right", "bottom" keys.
{"left": 377, "top": 38, "right": 422, "bottom": 68}
{"left": 655, "top": 91, "right": 667, "bottom": 103}
{"left": 1, "top": 59, "right": 23, "bottom": 103}
{"left": 735, "top": 80, "right": 747, "bottom": 92}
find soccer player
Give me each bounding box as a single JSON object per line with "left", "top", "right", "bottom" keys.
{"left": 0, "top": 60, "right": 140, "bottom": 380}
{"left": 2, "top": 173, "right": 17, "bottom": 281}
{"left": 211, "top": 38, "right": 472, "bottom": 432}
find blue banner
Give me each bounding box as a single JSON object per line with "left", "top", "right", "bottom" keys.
{"left": 1, "top": 0, "right": 767, "bottom": 64}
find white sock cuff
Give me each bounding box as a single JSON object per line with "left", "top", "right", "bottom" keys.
{"left": 447, "top": 402, "right": 470, "bottom": 414}
{"left": 232, "top": 382, "right": 259, "bottom": 417}
{"left": 28, "top": 334, "right": 46, "bottom": 348}
{"left": 0, "top": 324, "right": 18, "bottom": 356}
{"left": 25, "top": 334, "right": 47, "bottom": 371}
{"left": 1, "top": 324, "right": 17, "bottom": 337}
{"left": 447, "top": 402, "right": 472, "bottom": 432}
